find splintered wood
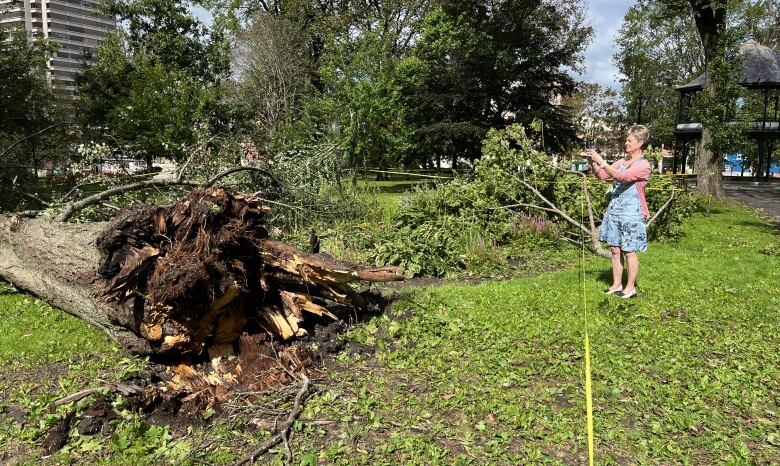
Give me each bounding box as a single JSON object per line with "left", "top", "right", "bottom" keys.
{"left": 96, "top": 187, "right": 403, "bottom": 357}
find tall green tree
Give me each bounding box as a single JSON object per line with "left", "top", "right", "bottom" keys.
{"left": 614, "top": 0, "right": 704, "bottom": 147}
{"left": 229, "top": 1, "right": 434, "bottom": 163}
{"left": 209, "top": 0, "right": 437, "bottom": 92}
{"left": 315, "top": 32, "right": 410, "bottom": 173}
{"left": 396, "top": 0, "right": 592, "bottom": 168}
{"left": 0, "top": 27, "right": 64, "bottom": 180}
{"left": 105, "top": 0, "right": 229, "bottom": 82}
{"left": 0, "top": 28, "right": 58, "bottom": 137}
{"left": 683, "top": 0, "right": 737, "bottom": 198}
{"left": 616, "top": 0, "right": 776, "bottom": 198}
{"left": 231, "top": 14, "right": 311, "bottom": 145}
{"left": 76, "top": 0, "right": 229, "bottom": 164}
{"left": 742, "top": 0, "right": 780, "bottom": 48}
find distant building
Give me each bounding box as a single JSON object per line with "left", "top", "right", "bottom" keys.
{"left": 0, "top": 0, "right": 116, "bottom": 99}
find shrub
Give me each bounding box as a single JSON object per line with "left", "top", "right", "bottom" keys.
{"left": 645, "top": 176, "right": 698, "bottom": 240}
{"left": 365, "top": 124, "right": 695, "bottom": 277}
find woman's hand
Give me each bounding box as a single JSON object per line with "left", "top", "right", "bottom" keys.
{"left": 582, "top": 149, "right": 605, "bottom": 167}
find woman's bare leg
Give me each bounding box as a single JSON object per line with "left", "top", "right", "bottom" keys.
{"left": 624, "top": 251, "right": 639, "bottom": 292}
{"left": 610, "top": 246, "right": 623, "bottom": 289}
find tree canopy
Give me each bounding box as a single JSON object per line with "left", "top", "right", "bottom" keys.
{"left": 75, "top": 0, "right": 230, "bottom": 164}
{"left": 0, "top": 28, "right": 58, "bottom": 139}
{"left": 614, "top": 0, "right": 778, "bottom": 196}
{"left": 613, "top": 0, "right": 704, "bottom": 146}
{"left": 396, "top": 0, "right": 592, "bottom": 166}
{"left": 222, "top": 0, "right": 591, "bottom": 168}
{"left": 0, "top": 26, "right": 67, "bottom": 188}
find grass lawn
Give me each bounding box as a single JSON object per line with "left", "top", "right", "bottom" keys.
{"left": 1, "top": 201, "right": 779, "bottom": 464}
{"left": 355, "top": 178, "right": 437, "bottom": 221}
{"left": 0, "top": 290, "right": 143, "bottom": 464}
{"left": 288, "top": 202, "right": 780, "bottom": 465}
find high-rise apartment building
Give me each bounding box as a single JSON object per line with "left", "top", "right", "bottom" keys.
{"left": 1, "top": 0, "right": 116, "bottom": 99}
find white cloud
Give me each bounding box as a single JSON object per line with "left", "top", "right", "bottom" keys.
{"left": 573, "top": 0, "right": 633, "bottom": 90}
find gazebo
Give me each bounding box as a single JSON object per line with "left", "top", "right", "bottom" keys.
{"left": 674, "top": 42, "right": 780, "bottom": 179}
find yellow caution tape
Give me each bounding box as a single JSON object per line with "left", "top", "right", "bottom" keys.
{"left": 584, "top": 332, "right": 595, "bottom": 465}
{"left": 579, "top": 178, "right": 595, "bottom": 466}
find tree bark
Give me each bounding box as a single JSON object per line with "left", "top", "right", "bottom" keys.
{"left": 689, "top": 0, "right": 727, "bottom": 200}
{"left": 0, "top": 215, "right": 154, "bottom": 353}
{"left": 693, "top": 126, "right": 726, "bottom": 199}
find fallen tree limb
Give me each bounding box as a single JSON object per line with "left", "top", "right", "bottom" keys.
{"left": 205, "top": 166, "right": 279, "bottom": 188}
{"left": 2, "top": 187, "right": 404, "bottom": 357}
{"left": 251, "top": 195, "right": 335, "bottom": 215}
{"left": 234, "top": 375, "right": 310, "bottom": 466}
{"left": 647, "top": 189, "right": 676, "bottom": 227}
{"left": 51, "top": 382, "right": 144, "bottom": 408}
{"left": 55, "top": 166, "right": 279, "bottom": 222}
{"left": 14, "top": 188, "right": 51, "bottom": 207}
{"left": 578, "top": 176, "right": 611, "bottom": 259}
{"left": 499, "top": 172, "right": 611, "bottom": 258}
{"left": 494, "top": 202, "right": 559, "bottom": 214}
{"left": 55, "top": 179, "right": 201, "bottom": 222}
{"left": 514, "top": 177, "right": 591, "bottom": 236}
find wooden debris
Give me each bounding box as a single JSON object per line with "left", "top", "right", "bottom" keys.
{"left": 233, "top": 376, "right": 311, "bottom": 466}
{"left": 95, "top": 187, "right": 403, "bottom": 357}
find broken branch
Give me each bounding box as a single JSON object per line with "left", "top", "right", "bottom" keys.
{"left": 647, "top": 189, "right": 676, "bottom": 227}
{"left": 234, "top": 375, "right": 310, "bottom": 466}
{"left": 51, "top": 382, "right": 144, "bottom": 408}
{"left": 495, "top": 202, "right": 559, "bottom": 214}
{"left": 514, "top": 177, "right": 591, "bottom": 235}
{"left": 205, "top": 166, "right": 280, "bottom": 188}
{"left": 176, "top": 136, "right": 218, "bottom": 183}
{"left": 56, "top": 178, "right": 201, "bottom": 222}
{"left": 0, "top": 123, "right": 64, "bottom": 160}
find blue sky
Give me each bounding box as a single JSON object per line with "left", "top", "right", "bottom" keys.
{"left": 575, "top": 0, "right": 633, "bottom": 90}
{"left": 192, "top": 0, "right": 632, "bottom": 90}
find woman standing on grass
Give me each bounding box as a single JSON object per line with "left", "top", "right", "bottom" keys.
{"left": 583, "top": 125, "right": 652, "bottom": 299}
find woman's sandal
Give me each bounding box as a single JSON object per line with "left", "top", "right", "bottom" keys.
{"left": 603, "top": 286, "right": 623, "bottom": 295}
{"left": 616, "top": 289, "right": 637, "bottom": 299}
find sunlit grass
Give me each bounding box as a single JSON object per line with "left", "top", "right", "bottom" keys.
{"left": 2, "top": 201, "right": 779, "bottom": 464}
{"left": 291, "top": 202, "right": 780, "bottom": 464}
{"left": 0, "top": 286, "right": 118, "bottom": 367}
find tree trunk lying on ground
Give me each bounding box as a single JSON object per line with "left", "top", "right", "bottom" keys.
{"left": 0, "top": 187, "right": 404, "bottom": 358}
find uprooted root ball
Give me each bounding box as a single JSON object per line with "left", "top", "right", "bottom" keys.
{"left": 95, "top": 186, "right": 402, "bottom": 399}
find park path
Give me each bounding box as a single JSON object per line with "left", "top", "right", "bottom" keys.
{"left": 723, "top": 181, "right": 780, "bottom": 225}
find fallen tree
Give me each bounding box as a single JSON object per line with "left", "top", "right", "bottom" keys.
{"left": 0, "top": 187, "right": 404, "bottom": 357}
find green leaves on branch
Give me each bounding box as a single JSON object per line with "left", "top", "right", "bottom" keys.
{"left": 369, "top": 124, "right": 695, "bottom": 276}
{"left": 0, "top": 28, "right": 59, "bottom": 139}
{"left": 228, "top": 0, "right": 593, "bottom": 168}
{"left": 397, "top": 0, "right": 592, "bottom": 165}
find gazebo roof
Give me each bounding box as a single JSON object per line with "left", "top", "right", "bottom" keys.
{"left": 676, "top": 42, "right": 780, "bottom": 92}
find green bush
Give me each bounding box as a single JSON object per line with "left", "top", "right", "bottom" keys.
{"left": 364, "top": 124, "right": 696, "bottom": 277}
{"left": 367, "top": 179, "right": 511, "bottom": 276}
{"left": 645, "top": 175, "right": 698, "bottom": 240}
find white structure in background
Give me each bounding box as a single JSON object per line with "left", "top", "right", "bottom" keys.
{"left": 0, "top": 0, "right": 116, "bottom": 99}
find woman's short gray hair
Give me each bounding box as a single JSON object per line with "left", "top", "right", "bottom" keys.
{"left": 628, "top": 124, "right": 650, "bottom": 147}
